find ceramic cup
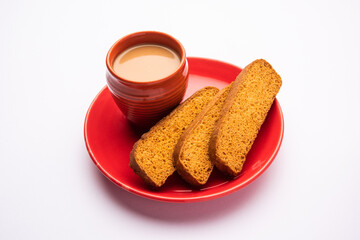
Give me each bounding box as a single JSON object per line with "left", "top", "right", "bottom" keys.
{"left": 106, "top": 31, "right": 189, "bottom": 128}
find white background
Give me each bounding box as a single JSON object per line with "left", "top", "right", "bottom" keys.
{"left": 1, "top": 0, "right": 360, "bottom": 239}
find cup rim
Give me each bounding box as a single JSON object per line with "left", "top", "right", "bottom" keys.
{"left": 106, "top": 31, "right": 187, "bottom": 84}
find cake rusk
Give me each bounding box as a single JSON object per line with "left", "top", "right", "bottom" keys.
{"left": 130, "top": 87, "right": 219, "bottom": 188}
{"left": 173, "top": 85, "right": 231, "bottom": 186}
{"left": 209, "top": 59, "right": 282, "bottom": 177}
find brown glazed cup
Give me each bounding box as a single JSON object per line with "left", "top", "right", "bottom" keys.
{"left": 106, "top": 31, "right": 189, "bottom": 128}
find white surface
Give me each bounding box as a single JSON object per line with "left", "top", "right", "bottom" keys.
{"left": 1, "top": 0, "right": 360, "bottom": 239}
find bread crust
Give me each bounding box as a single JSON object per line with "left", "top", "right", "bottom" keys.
{"left": 208, "top": 78, "right": 243, "bottom": 177}
{"left": 129, "top": 87, "right": 219, "bottom": 188}
{"left": 173, "top": 86, "right": 230, "bottom": 187}
{"left": 209, "top": 59, "right": 282, "bottom": 177}
{"left": 129, "top": 132, "right": 158, "bottom": 187}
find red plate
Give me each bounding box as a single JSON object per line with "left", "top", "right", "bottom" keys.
{"left": 84, "top": 57, "right": 284, "bottom": 202}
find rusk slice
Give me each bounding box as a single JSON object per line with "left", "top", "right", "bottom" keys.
{"left": 173, "top": 85, "right": 231, "bottom": 186}
{"left": 130, "top": 87, "right": 219, "bottom": 188}
{"left": 209, "top": 59, "right": 282, "bottom": 177}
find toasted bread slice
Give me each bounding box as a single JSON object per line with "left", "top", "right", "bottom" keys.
{"left": 173, "top": 85, "right": 231, "bottom": 186}
{"left": 130, "top": 87, "right": 219, "bottom": 187}
{"left": 209, "top": 59, "right": 282, "bottom": 177}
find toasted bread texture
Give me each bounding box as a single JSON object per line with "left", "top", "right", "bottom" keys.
{"left": 129, "top": 87, "right": 219, "bottom": 187}
{"left": 209, "top": 59, "right": 282, "bottom": 177}
{"left": 173, "top": 85, "right": 231, "bottom": 186}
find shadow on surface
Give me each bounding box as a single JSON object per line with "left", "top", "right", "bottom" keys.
{"left": 92, "top": 162, "right": 275, "bottom": 223}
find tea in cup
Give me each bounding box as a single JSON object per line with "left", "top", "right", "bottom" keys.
{"left": 106, "top": 31, "right": 189, "bottom": 127}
